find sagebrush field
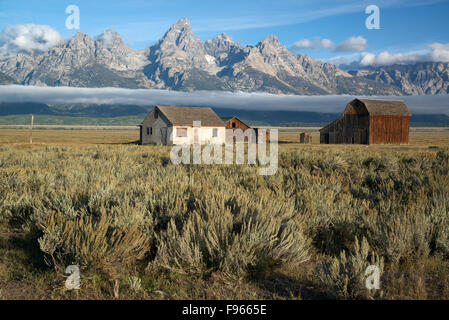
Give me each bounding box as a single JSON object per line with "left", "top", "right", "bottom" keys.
{"left": 0, "top": 128, "right": 449, "bottom": 299}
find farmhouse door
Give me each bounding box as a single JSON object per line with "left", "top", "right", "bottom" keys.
{"left": 160, "top": 127, "right": 168, "bottom": 145}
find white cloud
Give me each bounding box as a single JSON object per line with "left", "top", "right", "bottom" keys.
{"left": 96, "top": 30, "right": 115, "bottom": 48}
{"left": 292, "top": 36, "right": 366, "bottom": 52}
{"left": 292, "top": 39, "right": 315, "bottom": 50}
{"left": 0, "top": 85, "right": 447, "bottom": 115}
{"left": 359, "top": 51, "right": 421, "bottom": 66}
{"left": 359, "top": 42, "right": 449, "bottom": 66}
{"left": 292, "top": 37, "right": 326, "bottom": 51}
{"left": 334, "top": 36, "right": 367, "bottom": 52}
{"left": 321, "top": 38, "right": 334, "bottom": 49}
{"left": 0, "top": 24, "right": 63, "bottom": 58}
{"left": 428, "top": 42, "right": 449, "bottom": 62}
{"left": 325, "top": 53, "right": 361, "bottom": 66}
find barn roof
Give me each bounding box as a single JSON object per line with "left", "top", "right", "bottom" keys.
{"left": 226, "top": 117, "right": 251, "bottom": 128}
{"left": 354, "top": 99, "right": 411, "bottom": 116}
{"left": 155, "top": 106, "right": 225, "bottom": 127}
{"left": 319, "top": 116, "right": 342, "bottom": 132}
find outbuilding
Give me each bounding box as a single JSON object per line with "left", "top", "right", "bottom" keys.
{"left": 319, "top": 99, "right": 411, "bottom": 145}
{"left": 225, "top": 117, "right": 270, "bottom": 142}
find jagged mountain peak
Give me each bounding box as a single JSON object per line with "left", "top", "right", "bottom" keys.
{"left": 65, "top": 32, "right": 95, "bottom": 49}
{"left": 95, "top": 29, "right": 147, "bottom": 70}
{"left": 156, "top": 17, "right": 203, "bottom": 54}
{"left": 217, "top": 33, "right": 233, "bottom": 42}
{"left": 259, "top": 35, "right": 281, "bottom": 47}
{"left": 0, "top": 18, "right": 422, "bottom": 95}
{"left": 256, "top": 35, "right": 286, "bottom": 58}
{"left": 70, "top": 31, "right": 92, "bottom": 41}
{"left": 205, "top": 32, "right": 241, "bottom": 59}
{"left": 173, "top": 17, "right": 191, "bottom": 27}
{"left": 165, "top": 17, "right": 193, "bottom": 35}
{"left": 206, "top": 32, "right": 235, "bottom": 46}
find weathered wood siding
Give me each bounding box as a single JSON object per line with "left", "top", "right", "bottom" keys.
{"left": 225, "top": 118, "right": 269, "bottom": 142}
{"left": 341, "top": 114, "right": 369, "bottom": 144}
{"left": 140, "top": 109, "right": 172, "bottom": 145}
{"left": 320, "top": 114, "right": 369, "bottom": 144}
{"left": 300, "top": 132, "right": 312, "bottom": 144}
{"left": 320, "top": 99, "right": 411, "bottom": 145}
{"left": 369, "top": 115, "right": 410, "bottom": 144}
{"left": 225, "top": 117, "right": 250, "bottom": 130}
{"left": 226, "top": 117, "right": 250, "bottom": 142}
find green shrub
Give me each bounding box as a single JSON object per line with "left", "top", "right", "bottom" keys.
{"left": 150, "top": 191, "right": 311, "bottom": 280}
{"left": 38, "top": 208, "right": 151, "bottom": 279}
{"left": 1, "top": 144, "right": 449, "bottom": 299}
{"left": 317, "top": 237, "right": 384, "bottom": 299}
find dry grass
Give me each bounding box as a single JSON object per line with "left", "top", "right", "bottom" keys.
{"left": 0, "top": 127, "right": 448, "bottom": 300}
{"left": 1, "top": 127, "right": 448, "bottom": 148}
{"left": 0, "top": 129, "right": 139, "bottom": 146}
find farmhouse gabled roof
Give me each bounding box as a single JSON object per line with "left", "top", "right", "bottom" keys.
{"left": 155, "top": 106, "right": 225, "bottom": 127}
{"left": 354, "top": 99, "right": 412, "bottom": 116}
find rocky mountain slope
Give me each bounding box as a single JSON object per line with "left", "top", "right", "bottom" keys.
{"left": 0, "top": 18, "right": 431, "bottom": 95}
{"left": 349, "top": 62, "right": 449, "bottom": 95}
{"left": 0, "top": 30, "right": 150, "bottom": 88}
{"left": 0, "top": 71, "right": 17, "bottom": 84}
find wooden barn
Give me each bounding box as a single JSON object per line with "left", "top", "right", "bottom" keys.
{"left": 319, "top": 99, "right": 411, "bottom": 145}
{"left": 225, "top": 117, "right": 270, "bottom": 142}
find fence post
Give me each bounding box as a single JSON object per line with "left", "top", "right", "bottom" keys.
{"left": 30, "top": 114, "right": 34, "bottom": 144}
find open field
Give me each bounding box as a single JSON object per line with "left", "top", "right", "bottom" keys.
{"left": 0, "top": 128, "right": 139, "bottom": 145}
{"left": 1, "top": 127, "right": 449, "bottom": 149}
{"left": 0, "top": 128, "right": 449, "bottom": 300}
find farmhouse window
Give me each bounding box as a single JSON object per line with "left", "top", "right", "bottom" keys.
{"left": 147, "top": 127, "right": 152, "bottom": 135}
{"left": 212, "top": 128, "right": 218, "bottom": 137}
{"left": 232, "top": 122, "right": 236, "bottom": 128}
{"left": 177, "top": 128, "right": 188, "bottom": 137}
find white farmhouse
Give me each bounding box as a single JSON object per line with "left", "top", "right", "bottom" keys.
{"left": 139, "top": 106, "right": 226, "bottom": 145}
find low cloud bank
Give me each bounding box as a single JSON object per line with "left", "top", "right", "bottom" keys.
{"left": 0, "top": 85, "right": 448, "bottom": 115}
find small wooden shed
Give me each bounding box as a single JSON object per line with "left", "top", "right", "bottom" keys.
{"left": 300, "top": 132, "right": 312, "bottom": 144}
{"left": 225, "top": 117, "right": 250, "bottom": 130}
{"left": 225, "top": 117, "right": 270, "bottom": 142}
{"left": 319, "top": 99, "right": 411, "bottom": 145}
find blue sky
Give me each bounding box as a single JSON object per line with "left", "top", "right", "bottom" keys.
{"left": 1, "top": 0, "right": 449, "bottom": 65}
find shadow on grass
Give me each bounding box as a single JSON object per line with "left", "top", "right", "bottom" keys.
{"left": 0, "top": 227, "right": 47, "bottom": 272}
{"left": 254, "top": 272, "right": 328, "bottom": 300}
{"left": 97, "top": 140, "right": 141, "bottom": 145}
